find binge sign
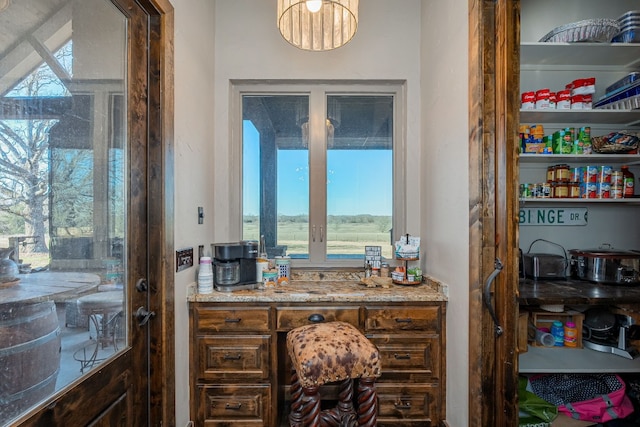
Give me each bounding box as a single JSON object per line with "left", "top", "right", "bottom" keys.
{"left": 519, "top": 207, "right": 587, "bottom": 226}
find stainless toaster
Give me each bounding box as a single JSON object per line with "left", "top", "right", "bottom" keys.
{"left": 522, "top": 253, "right": 567, "bottom": 280}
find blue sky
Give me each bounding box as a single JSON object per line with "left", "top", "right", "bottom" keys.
{"left": 243, "top": 121, "right": 392, "bottom": 216}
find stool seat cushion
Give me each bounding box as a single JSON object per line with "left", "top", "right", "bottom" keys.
{"left": 287, "top": 321, "right": 381, "bottom": 388}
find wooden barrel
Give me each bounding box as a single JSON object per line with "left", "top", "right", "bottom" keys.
{"left": 0, "top": 300, "right": 61, "bottom": 422}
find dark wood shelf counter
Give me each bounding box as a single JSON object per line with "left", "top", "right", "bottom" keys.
{"left": 519, "top": 278, "right": 640, "bottom": 306}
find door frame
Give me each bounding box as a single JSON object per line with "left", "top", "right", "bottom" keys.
{"left": 468, "top": 0, "right": 520, "bottom": 425}
{"left": 145, "top": 0, "right": 175, "bottom": 424}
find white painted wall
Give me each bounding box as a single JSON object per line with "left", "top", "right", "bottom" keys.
{"left": 173, "top": 1, "right": 216, "bottom": 423}
{"left": 172, "top": 1, "right": 470, "bottom": 425}
{"left": 420, "top": 2, "right": 469, "bottom": 426}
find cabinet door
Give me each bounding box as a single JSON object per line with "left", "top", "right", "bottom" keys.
{"left": 197, "top": 384, "right": 271, "bottom": 426}
{"left": 376, "top": 383, "right": 440, "bottom": 426}
{"left": 368, "top": 334, "right": 441, "bottom": 382}
{"left": 364, "top": 306, "right": 442, "bottom": 332}
{"left": 196, "top": 335, "right": 271, "bottom": 381}
{"left": 275, "top": 306, "right": 359, "bottom": 330}
{"left": 195, "top": 306, "right": 272, "bottom": 333}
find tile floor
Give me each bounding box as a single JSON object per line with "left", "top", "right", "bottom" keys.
{"left": 55, "top": 304, "right": 122, "bottom": 391}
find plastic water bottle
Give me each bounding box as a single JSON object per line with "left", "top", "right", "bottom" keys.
{"left": 198, "top": 256, "right": 214, "bottom": 294}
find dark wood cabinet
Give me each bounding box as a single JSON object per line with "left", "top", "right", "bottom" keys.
{"left": 190, "top": 300, "right": 446, "bottom": 426}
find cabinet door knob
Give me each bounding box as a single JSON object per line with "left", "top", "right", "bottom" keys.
{"left": 308, "top": 313, "right": 325, "bottom": 323}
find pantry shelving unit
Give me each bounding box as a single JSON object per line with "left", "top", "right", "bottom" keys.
{"left": 517, "top": 0, "right": 640, "bottom": 377}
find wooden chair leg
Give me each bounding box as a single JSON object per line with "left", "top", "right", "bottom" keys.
{"left": 319, "top": 378, "right": 356, "bottom": 427}
{"left": 302, "top": 385, "right": 321, "bottom": 426}
{"left": 289, "top": 371, "right": 304, "bottom": 427}
{"left": 356, "top": 377, "right": 378, "bottom": 427}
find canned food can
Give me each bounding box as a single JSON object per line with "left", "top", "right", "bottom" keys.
{"left": 520, "top": 183, "right": 532, "bottom": 198}
{"left": 612, "top": 171, "right": 624, "bottom": 186}
{"left": 540, "top": 182, "right": 551, "bottom": 198}
{"left": 611, "top": 184, "right": 624, "bottom": 199}
{"left": 262, "top": 270, "right": 278, "bottom": 288}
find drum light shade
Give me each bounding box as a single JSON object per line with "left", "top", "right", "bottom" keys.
{"left": 277, "top": 0, "right": 359, "bottom": 51}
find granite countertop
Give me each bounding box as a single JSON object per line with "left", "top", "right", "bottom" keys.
{"left": 188, "top": 271, "right": 448, "bottom": 303}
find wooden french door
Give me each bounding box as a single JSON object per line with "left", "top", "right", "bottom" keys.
{"left": 468, "top": 0, "right": 521, "bottom": 426}
{"left": 1, "top": 0, "right": 174, "bottom": 425}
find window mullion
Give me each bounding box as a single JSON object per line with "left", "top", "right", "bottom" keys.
{"left": 307, "top": 88, "right": 327, "bottom": 263}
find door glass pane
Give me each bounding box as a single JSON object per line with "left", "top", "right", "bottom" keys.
{"left": 326, "top": 95, "right": 393, "bottom": 259}
{"left": 242, "top": 95, "right": 310, "bottom": 259}
{"left": 0, "top": 0, "right": 127, "bottom": 423}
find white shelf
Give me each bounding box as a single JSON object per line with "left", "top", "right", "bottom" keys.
{"left": 520, "top": 346, "right": 640, "bottom": 373}
{"left": 520, "top": 109, "right": 640, "bottom": 126}
{"left": 519, "top": 198, "right": 640, "bottom": 204}
{"left": 519, "top": 154, "right": 640, "bottom": 165}
{"left": 521, "top": 43, "right": 640, "bottom": 70}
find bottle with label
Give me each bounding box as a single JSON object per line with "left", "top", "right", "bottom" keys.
{"left": 621, "top": 165, "right": 635, "bottom": 198}
{"left": 551, "top": 320, "right": 564, "bottom": 347}
{"left": 564, "top": 321, "right": 577, "bottom": 348}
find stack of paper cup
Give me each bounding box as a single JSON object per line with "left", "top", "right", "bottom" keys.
{"left": 198, "top": 256, "right": 214, "bottom": 294}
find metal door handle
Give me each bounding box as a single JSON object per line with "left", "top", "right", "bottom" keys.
{"left": 482, "top": 258, "right": 504, "bottom": 336}
{"left": 135, "top": 306, "right": 156, "bottom": 326}
{"left": 312, "top": 225, "right": 316, "bottom": 242}
{"left": 320, "top": 226, "right": 324, "bottom": 243}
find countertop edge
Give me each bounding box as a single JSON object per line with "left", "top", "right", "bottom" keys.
{"left": 187, "top": 275, "right": 448, "bottom": 303}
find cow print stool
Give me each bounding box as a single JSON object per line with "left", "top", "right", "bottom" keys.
{"left": 286, "top": 321, "right": 381, "bottom": 427}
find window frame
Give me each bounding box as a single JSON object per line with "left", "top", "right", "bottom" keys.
{"left": 231, "top": 80, "right": 406, "bottom": 267}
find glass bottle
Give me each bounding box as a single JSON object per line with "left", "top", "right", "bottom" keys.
{"left": 621, "top": 165, "right": 635, "bottom": 198}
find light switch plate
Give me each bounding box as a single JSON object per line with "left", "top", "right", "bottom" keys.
{"left": 176, "top": 248, "right": 194, "bottom": 272}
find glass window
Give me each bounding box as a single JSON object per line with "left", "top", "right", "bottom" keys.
{"left": 0, "top": 1, "right": 127, "bottom": 422}
{"left": 241, "top": 84, "right": 398, "bottom": 265}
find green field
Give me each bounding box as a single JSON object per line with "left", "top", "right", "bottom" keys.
{"left": 244, "top": 215, "right": 393, "bottom": 258}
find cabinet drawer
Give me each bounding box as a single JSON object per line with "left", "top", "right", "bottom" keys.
{"left": 376, "top": 383, "right": 440, "bottom": 426}
{"left": 197, "top": 335, "right": 270, "bottom": 381}
{"left": 364, "top": 306, "right": 441, "bottom": 332}
{"left": 195, "top": 306, "right": 271, "bottom": 333}
{"left": 197, "top": 384, "right": 271, "bottom": 426}
{"left": 369, "top": 334, "right": 440, "bottom": 380}
{"left": 276, "top": 306, "right": 359, "bottom": 331}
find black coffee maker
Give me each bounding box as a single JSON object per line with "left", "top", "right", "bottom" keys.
{"left": 212, "top": 241, "right": 258, "bottom": 291}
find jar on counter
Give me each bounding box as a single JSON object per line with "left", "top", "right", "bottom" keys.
{"left": 380, "top": 263, "right": 390, "bottom": 278}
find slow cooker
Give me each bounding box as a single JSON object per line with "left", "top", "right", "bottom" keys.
{"left": 569, "top": 248, "right": 640, "bottom": 285}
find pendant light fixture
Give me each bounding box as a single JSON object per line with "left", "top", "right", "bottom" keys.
{"left": 277, "top": 0, "right": 359, "bottom": 51}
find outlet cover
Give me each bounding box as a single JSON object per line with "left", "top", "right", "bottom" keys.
{"left": 176, "top": 248, "right": 194, "bottom": 272}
